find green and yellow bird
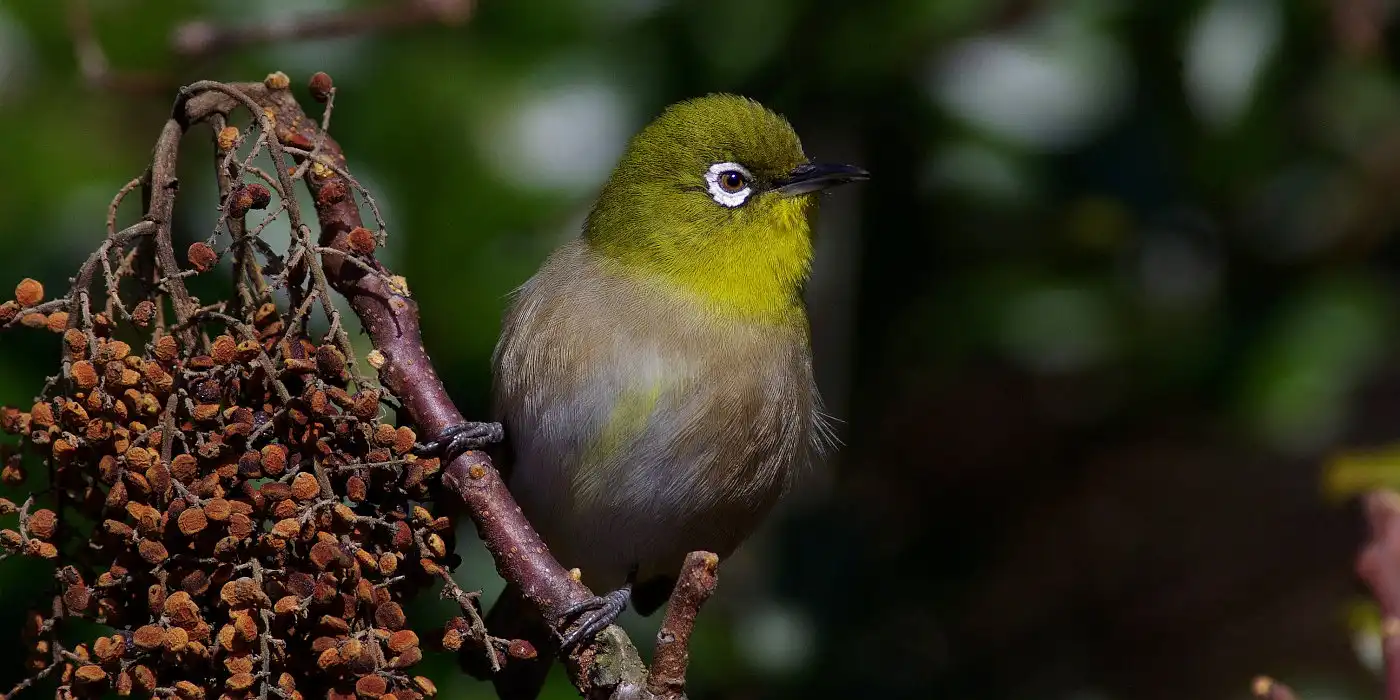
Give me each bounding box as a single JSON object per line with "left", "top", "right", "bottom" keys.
{"left": 420, "top": 93, "right": 867, "bottom": 696}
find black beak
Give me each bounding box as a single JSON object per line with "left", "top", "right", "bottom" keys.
{"left": 774, "top": 162, "right": 870, "bottom": 196}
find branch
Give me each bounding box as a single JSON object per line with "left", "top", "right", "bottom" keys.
{"left": 646, "top": 552, "right": 719, "bottom": 699}
{"left": 66, "top": 0, "right": 475, "bottom": 93}
{"left": 177, "top": 75, "right": 708, "bottom": 699}
{"left": 1358, "top": 490, "right": 1400, "bottom": 700}
{"left": 172, "top": 0, "right": 475, "bottom": 60}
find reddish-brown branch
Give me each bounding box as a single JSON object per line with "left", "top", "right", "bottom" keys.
{"left": 646, "top": 552, "right": 719, "bottom": 699}
{"left": 1358, "top": 490, "right": 1400, "bottom": 700}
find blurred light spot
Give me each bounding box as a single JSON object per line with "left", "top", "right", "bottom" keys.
{"left": 1244, "top": 283, "right": 1387, "bottom": 454}
{"left": 924, "top": 142, "right": 1032, "bottom": 203}
{"left": 999, "top": 287, "right": 1115, "bottom": 374}
{"left": 733, "top": 602, "right": 814, "bottom": 676}
{"left": 0, "top": 7, "right": 35, "bottom": 102}
{"left": 1184, "top": 0, "right": 1281, "bottom": 130}
{"left": 479, "top": 80, "right": 632, "bottom": 193}
{"left": 1354, "top": 628, "right": 1384, "bottom": 674}
{"left": 928, "top": 13, "right": 1130, "bottom": 150}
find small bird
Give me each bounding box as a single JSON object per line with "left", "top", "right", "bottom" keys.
{"left": 420, "top": 94, "right": 866, "bottom": 697}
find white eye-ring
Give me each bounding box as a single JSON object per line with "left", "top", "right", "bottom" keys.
{"left": 704, "top": 162, "right": 753, "bottom": 208}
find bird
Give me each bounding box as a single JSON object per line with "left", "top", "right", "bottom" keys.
{"left": 417, "top": 93, "right": 867, "bottom": 697}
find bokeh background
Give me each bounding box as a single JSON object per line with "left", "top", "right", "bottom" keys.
{"left": 6, "top": 0, "right": 1400, "bottom": 698}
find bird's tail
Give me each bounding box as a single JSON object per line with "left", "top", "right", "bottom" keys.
{"left": 485, "top": 581, "right": 558, "bottom": 700}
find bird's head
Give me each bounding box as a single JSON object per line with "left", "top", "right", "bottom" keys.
{"left": 584, "top": 94, "right": 867, "bottom": 325}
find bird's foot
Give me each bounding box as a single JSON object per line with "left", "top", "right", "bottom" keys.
{"left": 556, "top": 585, "right": 631, "bottom": 652}
{"left": 413, "top": 421, "right": 503, "bottom": 464}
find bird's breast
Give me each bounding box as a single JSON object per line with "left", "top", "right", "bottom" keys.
{"left": 491, "top": 241, "right": 823, "bottom": 589}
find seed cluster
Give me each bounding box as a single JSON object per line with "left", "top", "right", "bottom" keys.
{"left": 0, "top": 71, "right": 529, "bottom": 700}
{"left": 0, "top": 273, "right": 467, "bottom": 698}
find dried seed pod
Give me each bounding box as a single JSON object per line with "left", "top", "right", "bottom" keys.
{"left": 95, "top": 339, "right": 131, "bottom": 364}
{"left": 374, "top": 602, "right": 406, "bottom": 631}
{"left": 70, "top": 361, "right": 98, "bottom": 390}
{"left": 133, "top": 625, "right": 166, "bottom": 650}
{"left": 28, "top": 509, "right": 57, "bottom": 540}
{"left": 177, "top": 507, "right": 207, "bottom": 536}
{"left": 131, "top": 300, "right": 156, "bottom": 327}
{"left": 45, "top": 312, "right": 69, "bottom": 333}
{"left": 187, "top": 242, "right": 218, "bottom": 272}
{"left": 14, "top": 278, "right": 43, "bottom": 306}
{"left": 291, "top": 472, "right": 320, "bottom": 501}
{"left": 261, "top": 444, "right": 288, "bottom": 476}
{"left": 137, "top": 540, "right": 168, "bottom": 564}
{"left": 387, "top": 630, "right": 418, "bottom": 654}
{"left": 347, "top": 227, "right": 377, "bottom": 256}
{"left": 211, "top": 335, "right": 237, "bottom": 365}
{"left": 153, "top": 335, "right": 179, "bottom": 363}
{"left": 309, "top": 72, "right": 334, "bottom": 102}
{"left": 164, "top": 626, "right": 189, "bottom": 653}
{"left": 355, "top": 676, "right": 387, "bottom": 698}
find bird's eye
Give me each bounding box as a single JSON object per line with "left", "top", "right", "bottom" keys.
{"left": 704, "top": 162, "right": 754, "bottom": 208}
{"left": 719, "top": 170, "right": 747, "bottom": 193}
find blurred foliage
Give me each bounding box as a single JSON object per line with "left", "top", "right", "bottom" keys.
{"left": 7, "top": 0, "right": 1400, "bottom": 698}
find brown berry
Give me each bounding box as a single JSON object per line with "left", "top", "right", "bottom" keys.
{"left": 347, "top": 227, "right": 376, "bottom": 256}
{"left": 14, "top": 278, "right": 43, "bottom": 307}
{"left": 27, "top": 509, "right": 57, "bottom": 540}
{"left": 70, "top": 361, "right": 98, "bottom": 390}
{"left": 355, "top": 676, "right": 387, "bottom": 698}
{"left": 177, "top": 507, "right": 207, "bottom": 535}
{"left": 45, "top": 311, "right": 69, "bottom": 333}
{"left": 291, "top": 472, "right": 320, "bottom": 501}
{"left": 154, "top": 335, "right": 179, "bottom": 363}
{"left": 133, "top": 625, "right": 166, "bottom": 650}
{"left": 188, "top": 242, "right": 218, "bottom": 272}
{"left": 374, "top": 602, "right": 406, "bottom": 631}
{"left": 211, "top": 335, "right": 237, "bottom": 364}
{"left": 261, "top": 444, "right": 288, "bottom": 476}
{"left": 217, "top": 126, "right": 239, "bottom": 152}
{"left": 138, "top": 539, "right": 168, "bottom": 564}
{"left": 387, "top": 630, "right": 419, "bottom": 654}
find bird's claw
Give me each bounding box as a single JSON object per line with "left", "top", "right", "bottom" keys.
{"left": 413, "top": 421, "right": 504, "bottom": 464}
{"left": 556, "top": 586, "right": 631, "bottom": 652}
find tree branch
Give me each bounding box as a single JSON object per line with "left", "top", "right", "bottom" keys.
{"left": 646, "top": 552, "right": 719, "bottom": 699}
{"left": 172, "top": 0, "right": 475, "bottom": 60}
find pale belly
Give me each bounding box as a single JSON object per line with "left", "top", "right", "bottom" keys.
{"left": 504, "top": 375, "right": 801, "bottom": 594}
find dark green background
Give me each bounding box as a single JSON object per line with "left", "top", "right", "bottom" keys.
{"left": 0, "top": 0, "right": 1395, "bottom": 698}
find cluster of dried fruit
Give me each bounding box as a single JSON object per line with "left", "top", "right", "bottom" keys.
{"left": 0, "top": 274, "right": 468, "bottom": 699}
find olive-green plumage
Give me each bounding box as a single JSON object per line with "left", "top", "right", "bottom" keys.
{"left": 481, "top": 94, "right": 865, "bottom": 698}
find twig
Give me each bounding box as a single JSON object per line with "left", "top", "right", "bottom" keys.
{"left": 646, "top": 552, "right": 719, "bottom": 699}
{"left": 172, "top": 0, "right": 475, "bottom": 60}
{"left": 1358, "top": 490, "right": 1400, "bottom": 700}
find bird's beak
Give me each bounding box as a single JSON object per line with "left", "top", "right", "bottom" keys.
{"left": 773, "top": 162, "right": 870, "bottom": 196}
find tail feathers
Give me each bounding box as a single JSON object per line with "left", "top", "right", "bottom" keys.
{"left": 485, "top": 582, "right": 559, "bottom": 700}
